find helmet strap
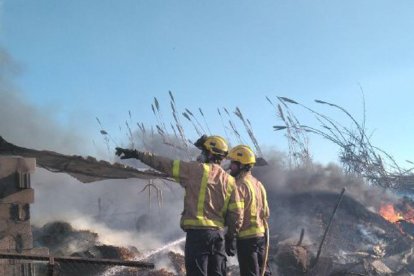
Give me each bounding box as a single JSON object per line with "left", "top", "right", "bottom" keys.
{"left": 241, "top": 164, "right": 253, "bottom": 172}
{"left": 230, "top": 163, "right": 252, "bottom": 177}
{"left": 197, "top": 150, "right": 223, "bottom": 164}
{"left": 209, "top": 153, "right": 224, "bottom": 164}
{"left": 229, "top": 161, "right": 241, "bottom": 177}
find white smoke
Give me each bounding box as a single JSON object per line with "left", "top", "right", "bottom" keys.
{"left": 0, "top": 54, "right": 92, "bottom": 155}
{"left": 31, "top": 167, "right": 185, "bottom": 250}
{"left": 0, "top": 49, "right": 185, "bottom": 257}
{"left": 254, "top": 151, "right": 398, "bottom": 210}
{"left": 70, "top": 216, "right": 165, "bottom": 251}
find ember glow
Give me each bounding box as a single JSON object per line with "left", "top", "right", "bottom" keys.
{"left": 379, "top": 204, "right": 404, "bottom": 223}
{"left": 399, "top": 202, "right": 414, "bottom": 224}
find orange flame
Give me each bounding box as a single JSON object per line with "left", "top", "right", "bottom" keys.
{"left": 379, "top": 204, "right": 404, "bottom": 223}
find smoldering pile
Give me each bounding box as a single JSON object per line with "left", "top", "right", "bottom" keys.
{"left": 32, "top": 221, "right": 188, "bottom": 276}
{"left": 31, "top": 158, "right": 414, "bottom": 276}
{"left": 266, "top": 191, "right": 414, "bottom": 275}
{"left": 254, "top": 160, "right": 414, "bottom": 275}
{"left": 3, "top": 134, "right": 413, "bottom": 275}
{"left": 31, "top": 220, "right": 237, "bottom": 276}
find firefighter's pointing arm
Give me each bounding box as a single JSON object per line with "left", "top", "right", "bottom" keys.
{"left": 115, "top": 147, "right": 189, "bottom": 182}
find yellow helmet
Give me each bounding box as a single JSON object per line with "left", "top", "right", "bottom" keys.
{"left": 227, "top": 145, "right": 256, "bottom": 165}
{"left": 203, "top": 135, "right": 229, "bottom": 157}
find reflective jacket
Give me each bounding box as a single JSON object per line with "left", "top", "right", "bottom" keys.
{"left": 138, "top": 152, "right": 242, "bottom": 232}
{"left": 234, "top": 172, "right": 269, "bottom": 239}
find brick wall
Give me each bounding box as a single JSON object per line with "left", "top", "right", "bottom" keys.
{"left": 0, "top": 156, "right": 48, "bottom": 276}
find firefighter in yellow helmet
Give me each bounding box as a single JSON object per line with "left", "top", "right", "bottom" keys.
{"left": 115, "top": 135, "right": 242, "bottom": 276}
{"left": 225, "top": 145, "right": 271, "bottom": 276}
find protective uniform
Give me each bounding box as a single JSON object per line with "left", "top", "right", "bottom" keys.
{"left": 226, "top": 145, "right": 271, "bottom": 276}
{"left": 116, "top": 135, "right": 243, "bottom": 276}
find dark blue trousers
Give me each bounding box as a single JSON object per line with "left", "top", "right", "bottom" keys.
{"left": 237, "top": 236, "right": 271, "bottom": 276}
{"left": 185, "top": 229, "right": 227, "bottom": 276}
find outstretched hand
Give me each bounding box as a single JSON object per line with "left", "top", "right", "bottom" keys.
{"left": 115, "top": 147, "right": 139, "bottom": 159}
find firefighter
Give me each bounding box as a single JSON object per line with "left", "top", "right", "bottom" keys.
{"left": 225, "top": 145, "right": 271, "bottom": 276}
{"left": 115, "top": 135, "right": 242, "bottom": 276}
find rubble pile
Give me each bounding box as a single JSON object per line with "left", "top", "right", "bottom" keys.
{"left": 33, "top": 221, "right": 99, "bottom": 256}
{"left": 5, "top": 137, "right": 414, "bottom": 275}
{"left": 27, "top": 179, "right": 414, "bottom": 275}
{"left": 32, "top": 221, "right": 149, "bottom": 276}
{"left": 166, "top": 252, "right": 185, "bottom": 275}
{"left": 31, "top": 193, "right": 414, "bottom": 275}
{"left": 267, "top": 191, "right": 414, "bottom": 275}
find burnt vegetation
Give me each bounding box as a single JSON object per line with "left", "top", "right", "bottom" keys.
{"left": 7, "top": 92, "right": 413, "bottom": 275}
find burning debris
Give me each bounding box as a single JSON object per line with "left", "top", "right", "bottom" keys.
{"left": 248, "top": 150, "right": 414, "bottom": 275}
{"left": 263, "top": 188, "right": 414, "bottom": 275}
{"left": 4, "top": 137, "right": 414, "bottom": 275}
{"left": 3, "top": 91, "right": 414, "bottom": 275}
{"left": 32, "top": 221, "right": 185, "bottom": 276}
{"left": 378, "top": 197, "right": 414, "bottom": 238}
{"left": 379, "top": 204, "right": 404, "bottom": 224}
{"left": 8, "top": 176, "right": 411, "bottom": 272}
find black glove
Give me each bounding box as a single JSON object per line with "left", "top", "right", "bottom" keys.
{"left": 193, "top": 134, "right": 208, "bottom": 150}
{"left": 225, "top": 236, "right": 236, "bottom": 257}
{"left": 115, "top": 147, "right": 139, "bottom": 159}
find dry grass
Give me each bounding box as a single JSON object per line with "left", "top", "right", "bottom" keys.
{"left": 270, "top": 94, "right": 414, "bottom": 189}
{"left": 95, "top": 91, "right": 413, "bottom": 190}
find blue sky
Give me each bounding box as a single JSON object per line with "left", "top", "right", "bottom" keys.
{"left": 1, "top": 0, "right": 414, "bottom": 166}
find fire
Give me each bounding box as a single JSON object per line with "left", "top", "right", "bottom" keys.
{"left": 379, "top": 204, "right": 404, "bottom": 223}
{"left": 379, "top": 202, "right": 414, "bottom": 238}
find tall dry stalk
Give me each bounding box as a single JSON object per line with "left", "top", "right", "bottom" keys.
{"left": 96, "top": 116, "right": 118, "bottom": 158}
{"left": 185, "top": 108, "right": 206, "bottom": 134}
{"left": 168, "top": 91, "right": 191, "bottom": 159}
{"left": 223, "top": 107, "right": 245, "bottom": 145}
{"left": 233, "top": 107, "right": 263, "bottom": 158}
{"left": 99, "top": 91, "right": 269, "bottom": 166}
{"left": 267, "top": 97, "right": 311, "bottom": 167}
{"left": 199, "top": 108, "right": 212, "bottom": 135}
{"left": 136, "top": 121, "right": 150, "bottom": 151}
{"left": 217, "top": 108, "right": 232, "bottom": 145}
{"left": 125, "top": 110, "right": 135, "bottom": 148}
{"left": 271, "top": 95, "right": 414, "bottom": 189}
{"left": 182, "top": 110, "right": 203, "bottom": 136}
{"left": 152, "top": 97, "right": 168, "bottom": 134}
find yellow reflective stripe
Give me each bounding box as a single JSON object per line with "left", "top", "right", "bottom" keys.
{"left": 238, "top": 226, "right": 265, "bottom": 238}
{"left": 259, "top": 184, "right": 269, "bottom": 217}
{"left": 172, "top": 160, "right": 180, "bottom": 182}
{"left": 182, "top": 218, "right": 224, "bottom": 228}
{"left": 196, "top": 164, "right": 210, "bottom": 219}
{"left": 245, "top": 179, "right": 257, "bottom": 223}
{"left": 228, "top": 201, "right": 244, "bottom": 211}
{"left": 221, "top": 177, "right": 236, "bottom": 216}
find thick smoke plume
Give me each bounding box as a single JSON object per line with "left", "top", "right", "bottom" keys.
{"left": 253, "top": 150, "right": 399, "bottom": 246}
{"left": 257, "top": 150, "right": 398, "bottom": 207}
{"left": 0, "top": 50, "right": 90, "bottom": 156}
{"left": 0, "top": 49, "right": 184, "bottom": 255}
